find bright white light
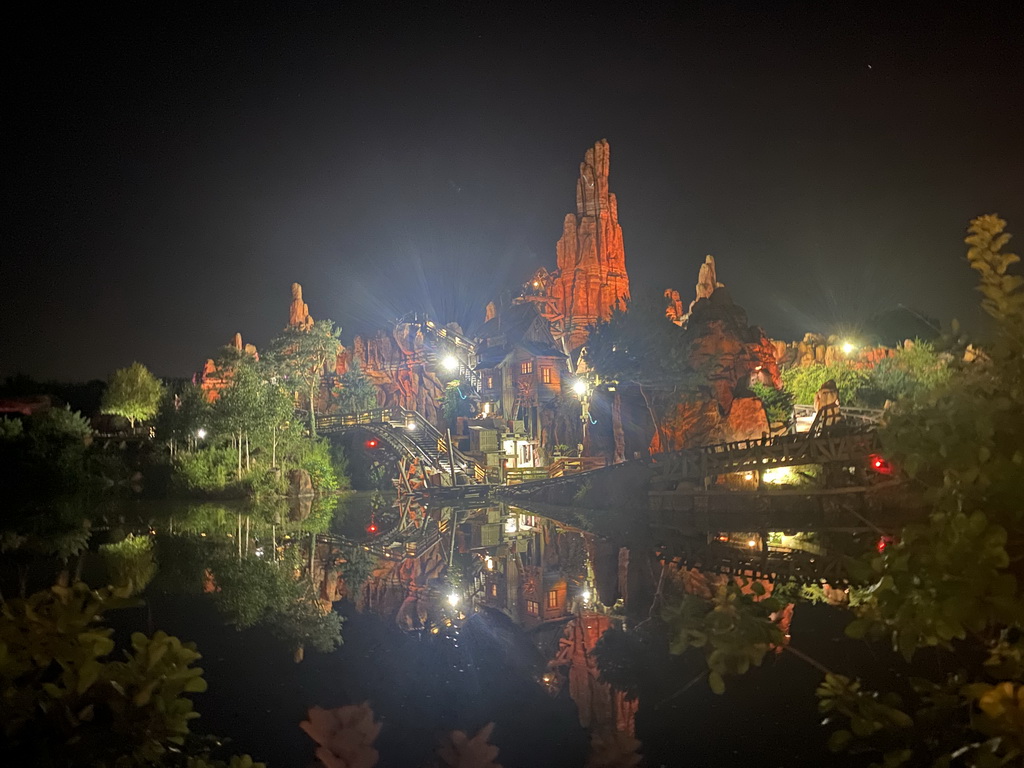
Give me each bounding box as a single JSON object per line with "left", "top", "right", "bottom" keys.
{"left": 572, "top": 380, "right": 588, "bottom": 395}
{"left": 580, "top": 589, "right": 592, "bottom": 603}
{"left": 196, "top": 428, "right": 207, "bottom": 439}
{"left": 841, "top": 342, "right": 856, "bottom": 355}
{"left": 447, "top": 592, "right": 460, "bottom": 607}
{"left": 442, "top": 355, "right": 458, "bottom": 371}
{"left": 406, "top": 421, "right": 417, "bottom": 431}
{"left": 485, "top": 557, "right": 494, "bottom": 570}
{"left": 747, "top": 539, "right": 757, "bottom": 548}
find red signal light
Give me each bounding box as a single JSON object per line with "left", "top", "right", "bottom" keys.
{"left": 366, "top": 439, "right": 378, "bottom": 449}
{"left": 367, "top": 523, "right": 378, "bottom": 535}
{"left": 868, "top": 454, "right": 893, "bottom": 475}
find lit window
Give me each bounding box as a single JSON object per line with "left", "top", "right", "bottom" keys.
{"left": 541, "top": 367, "right": 552, "bottom": 384}
{"left": 547, "top": 589, "right": 558, "bottom": 609}
{"left": 489, "top": 582, "right": 498, "bottom": 597}
{"left": 520, "top": 361, "right": 533, "bottom": 375}
{"left": 486, "top": 375, "right": 494, "bottom": 389}
{"left": 527, "top": 600, "right": 539, "bottom": 616}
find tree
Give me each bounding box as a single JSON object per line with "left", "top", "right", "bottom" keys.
{"left": 155, "top": 382, "right": 210, "bottom": 455}
{"left": 269, "top": 319, "right": 342, "bottom": 436}
{"left": 331, "top": 359, "right": 378, "bottom": 415}
{"left": 101, "top": 362, "right": 164, "bottom": 429}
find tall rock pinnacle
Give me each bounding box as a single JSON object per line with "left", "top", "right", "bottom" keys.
{"left": 549, "top": 139, "right": 630, "bottom": 349}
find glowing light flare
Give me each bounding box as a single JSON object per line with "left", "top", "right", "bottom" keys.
{"left": 447, "top": 592, "right": 460, "bottom": 607}
{"left": 747, "top": 539, "right": 757, "bottom": 548}
{"left": 841, "top": 341, "right": 856, "bottom": 355}
{"left": 365, "top": 438, "right": 378, "bottom": 449}
{"left": 197, "top": 428, "right": 207, "bottom": 439}
{"left": 441, "top": 355, "right": 459, "bottom": 371}
{"left": 580, "top": 589, "right": 592, "bottom": 603}
{"left": 572, "top": 379, "right": 588, "bottom": 395}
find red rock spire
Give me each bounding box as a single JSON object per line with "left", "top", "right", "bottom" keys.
{"left": 549, "top": 140, "right": 630, "bottom": 349}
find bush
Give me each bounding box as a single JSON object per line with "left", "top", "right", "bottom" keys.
{"left": 172, "top": 446, "right": 237, "bottom": 493}
{"left": 750, "top": 381, "right": 794, "bottom": 424}
{"left": 781, "top": 364, "right": 871, "bottom": 406}
{"left": 295, "top": 438, "right": 341, "bottom": 494}
{"left": 99, "top": 534, "right": 156, "bottom": 595}
{"left": 863, "top": 341, "right": 952, "bottom": 406}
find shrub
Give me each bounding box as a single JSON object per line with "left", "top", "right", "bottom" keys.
{"left": 295, "top": 438, "right": 340, "bottom": 494}
{"left": 99, "top": 534, "right": 157, "bottom": 595}
{"left": 781, "top": 364, "right": 871, "bottom": 406}
{"left": 864, "top": 341, "right": 952, "bottom": 405}
{"left": 750, "top": 381, "right": 794, "bottom": 424}
{"left": 172, "top": 446, "right": 237, "bottom": 493}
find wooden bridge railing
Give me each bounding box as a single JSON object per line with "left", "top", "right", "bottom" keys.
{"left": 316, "top": 408, "right": 393, "bottom": 431}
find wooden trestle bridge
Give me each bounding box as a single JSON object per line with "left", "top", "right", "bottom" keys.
{"left": 317, "top": 402, "right": 920, "bottom": 584}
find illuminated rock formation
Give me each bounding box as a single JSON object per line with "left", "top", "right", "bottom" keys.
{"left": 345, "top": 321, "right": 446, "bottom": 424}
{"left": 771, "top": 334, "right": 895, "bottom": 371}
{"left": 548, "top": 140, "right": 630, "bottom": 349}
{"left": 288, "top": 282, "right": 313, "bottom": 329}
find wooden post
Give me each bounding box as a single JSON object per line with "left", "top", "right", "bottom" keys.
{"left": 446, "top": 428, "right": 457, "bottom": 486}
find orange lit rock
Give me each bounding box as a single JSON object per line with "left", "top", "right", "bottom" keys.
{"left": 664, "top": 288, "right": 684, "bottom": 326}
{"left": 548, "top": 140, "right": 630, "bottom": 349}
{"left": 289, "top": 282, "right": 313, "bottom": 329}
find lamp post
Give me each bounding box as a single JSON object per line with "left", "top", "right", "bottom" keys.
{"left": 572, "top": 378, "right": 591, "bottom": 456}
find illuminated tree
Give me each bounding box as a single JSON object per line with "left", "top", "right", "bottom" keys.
{"left": 101, "top": 362, "right": 164, "bottom": 429}
{"left": 270, "top": 319, "right": 342, "bottom": 436}
{"left": 331, "top": 358, "right": 378, "bottom": 415}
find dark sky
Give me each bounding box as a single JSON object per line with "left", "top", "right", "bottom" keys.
{"left": 3, "top": 2, "right": 1023, "bottom": 381}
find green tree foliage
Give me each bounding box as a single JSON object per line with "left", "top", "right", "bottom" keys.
{"left": 862, "top": 341, "right": 953, "bottom": 406}
{"left": 155, "top": 383, "right": 211, "bottom": 455}
{"left": 0, "top": 583, "right": 263, "bottom": 766}
{"left": 331, "top": 359, "right": 379, "bottom": 415}
{"left": 440, "top": 380, "right": 473, "bottom": 423}
{"left": 815, "top": 216, "right": 1024, "bottom": 766}
{"left": 750, "top": 380, "right": 794, "bottom": 423}
{"left": 99, "top": 534, "right": 157, "bottom": 596}
{"left": 781, "top": 362, "right": 871, "bottom": 406}
{"left": 585, "top": 297, "right": 696, "bottom": 390}
{"left": 269, "top": 319, "right": 342, "bottom": 436}
{"left": 208, "top": 550, "right": 343, "bottom": 653}
{"left": 660, "top": 581, "right": 784, "bottom": 694}
{"left": 102, "top": 362, "right": 164, "bottom": 429}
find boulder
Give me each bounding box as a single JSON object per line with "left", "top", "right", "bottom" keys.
{"left": 288, "top": 468, "right": 313, "bottom": 497}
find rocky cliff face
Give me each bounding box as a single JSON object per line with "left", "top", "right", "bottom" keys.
{"left": 548, "top": 140, "right": 630, "bottom": 349}
{"left": 345, "top": 322, "right": 445, "bottom": 424}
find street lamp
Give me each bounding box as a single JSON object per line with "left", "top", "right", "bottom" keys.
{"left": 572, "top": 379, "right": 588, "bottom": 395}
{"left": 196, "top": 428, "right": 207, "bottom": 439}
{"left": 441, "top": 355, "right": 459, "bottom": 372}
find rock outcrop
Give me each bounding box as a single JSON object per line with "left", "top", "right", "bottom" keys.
{"left": 651, "top": 258, "right": 781, "bottom": 451}
{"left": 547, "top": 140, "right": 630, "bottom": 349}
{"left": 289, "top": 282, "right": 313, "bottom": 329}
{"left": 770, "top": 334, "right": 895, "bottom": 370}
{"left": 344, "top": 321, "right": 446, "bottom": 424}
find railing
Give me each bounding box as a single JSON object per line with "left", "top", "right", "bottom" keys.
{"left": 793, "top": 403, "right": 884, "bottom": 426}
{"left": 505, "top": 467, "right": 550, "bottom": 485}
{"left": 398, "top": 408, "right": 483, "bottom": 484}
{"left": 316, "top": 408, "right": 393, "bottom": 431}
{"left": 547, "top": 456, "right": 607, "bottom": 478}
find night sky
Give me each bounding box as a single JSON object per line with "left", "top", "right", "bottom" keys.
{"left": 4, "top": 2, "right": 1023, "bottom": 381}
